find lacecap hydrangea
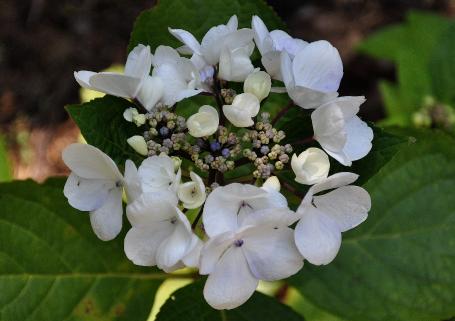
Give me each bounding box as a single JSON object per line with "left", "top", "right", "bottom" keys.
{"left": 64, "top": 15, "right": 372, "bottom": 310}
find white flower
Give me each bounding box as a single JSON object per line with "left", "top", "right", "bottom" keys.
{"left": 127, "top": 135, "right": 148, "bottom": 156}
{"left": 243, "top": 70, "right": 271, "bottom": 101}
{"left": 262, "top": 176, "right": 280, "bottom": 192}
{"left": 137, "top": 154, "right": 181, "bottom": 193}
{"left": 200, "top": 183, "right": 303, "bottom": 309}
{"left": 187, "top": 105, "right": 219, "bottom": 137}
{"left": 280, "top": 41, "right": 343, "bottom": 109}
{"left": 223, "top": 93, "right": 260, "bottom": 128}
{"left": 151, "top": 46, "right": 203, "bottom": 106}
{"left": 178, "top": 172, "right": 206, "bottom": 209}
{"left": 124, "top": 191, "right": 202, "bottom": 272}
{"left": 75, "top": 44, "right": 163, "bottom": 111}
{"left": 294, "top": 172, "right": 371, "bottom": 265}
{"left": 62, "top": 143, "right": 124, "bottom": 241}
{"left": 252, "top": 15, "right": 307, "bottom": 80}
{"left": 169, "top": 15, "right": 255, "bottom": 82}
{"left": 311, "top": 96, "right": 373, "bottom": 166}
{"left": 291, "top": 148, "right": 330, "bottom": 185}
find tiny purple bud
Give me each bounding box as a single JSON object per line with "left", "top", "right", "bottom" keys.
{"left": 221, "top": 148, "right": 230, "bottom": 158}
{"left": 210, "top": 141, "right": 221, "bottom": 152}
{"left": 159, "top": 126, "right": 170, "bottom": 137}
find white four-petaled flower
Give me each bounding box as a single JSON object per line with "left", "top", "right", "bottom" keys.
{"left": 294, "top": 172, "right": 371, "bottom": 265}
{"left": 169, "top": 15, "right": 255, "bottom": 82}
{"left": 200, "top": 183, "right": 303, "bottom": 309}
{"left": 75, "top": 44, "right": 163, "bottom": 111}
{"left": 186, "top": 105, "right": 219, "bottom": 137}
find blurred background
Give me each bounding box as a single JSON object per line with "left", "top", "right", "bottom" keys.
{"left": 0, "top": 0, "right": 454, "bottom": 182}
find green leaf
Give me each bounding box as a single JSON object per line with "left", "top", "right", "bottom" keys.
{"left": 289, "top": 130, "right": 455, "bottom": 321}
{"left": 0, "top": 135, "right": 12, "bottom": 182}
{"left": 128, "top": 0, "right": 285, "bottom": 52}
{"left": 66, "top": 96, "right": 143, "bottom": 166}
{"left": 155, "top": 281, "right": 305, "bottom": 321}
{"left": 429, "top": 22, "right": 455, "bottom": 105}
{"left": 358, "top": 11, "right": 451, "bottom": 126}
{"left": 0, "top": 179, "right": 165, "bottom": 321}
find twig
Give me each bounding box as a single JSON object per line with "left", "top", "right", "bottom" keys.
{"left": 272, "top": 101, "right": 294, "bottom": 126}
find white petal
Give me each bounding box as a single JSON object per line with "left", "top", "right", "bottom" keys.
{"left": 294, "top": 205, "right": 341, "bottom": 265}
{"left": 280, "top": 51, "right": 294, "bottom": 89}
{"left": 89, "top": 73, "right": 142, "bottom": 98}
{"left": 203, "top": 246, "right": 258, "bottom": 310}
{"left": 74, "top": 71, "right": 96, "bottom": 89}
{"left": 283, "top": 38, "right": 308, "bottom": 57}
{"left": 89, "top": 187, "right": 123, "bottom": 241}
{"left": 62, "top": 143, "right": 122, "bottom": 180}
{"left": 168, "top": 28, "right": 202, "bottom": 55}
{"left": 126, "top": 191, "right": 178, "bottom": 227}
{"left": 313, "top": 186, "right": 371, "bottom": 232}
{"left": 201, "top": 24, "right": 232, "bottom": 65}
{"left": 242, "top": 226, "right": 303, "bottom": 280}
{"left": 124, "top": 44, "right": 152, "bottom": 80}
{"left": 202, "top": 183, "right": 266, "bottom": 237}
{"left": 269, "top": 30, "right": 292, "bottom": 51}
{"left": 239, "top": 207, "right": 297, "bottom": 229}
{"left": 182, "top": 236, "right": 204, "bottom": 268}
{"left": 151, "top": 45, "right": 182, "bottom": 66}
{"left": 261, "top": 51, "right": 282, "bottom": 80}
{"left": 302, "top": 172, "right": 359, "bottom": 206}
{"left": 63, "top": 173, "right": 112, "bottom": 211}
{"left": 138, "top": 155, "right": 177, "bottom": 193}
{"left": 136, "top": 75, "right": 164, "bottom": 111}
{"left": 219, "top": 46, "right": 254, "bottom": 82}
{"left": 252, "top": 15, "right": 272, "bottom": 55}
{"left": 288, "top": 85, "right": 338, "bottom": 109}
{"left": 223, "top": 29, "right": 254, "bottom": 51}
{"left": 199, "top": 231, "right": 235, "bottom": 275}
{"left": 312, "top": 103, "right": 346, "bottom": 151}
{"left": 156, "top": 220, "right": 193, "bottom": 272}
{"left": 342, "top": 116, "right": 373, "bottom": 161}
{"left": 124, "top": 223, "right": 173, "bottom": 266}
{"left": 124, "top": 160, "right": 141, "bottom": 203}
{"left": 292, "top": 40, "right": 343, "bottom": 92}
{"left": 226, "top": 15, "right": 238, "bottom": 31}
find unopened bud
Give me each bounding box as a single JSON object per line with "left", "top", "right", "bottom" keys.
{"left": 244, "top": 70, "right": 271, "bottom": 102}
{"left": 127, "top": 135, "right": 148, "bottom": 156}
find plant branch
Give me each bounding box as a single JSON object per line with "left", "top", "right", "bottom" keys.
{"left": 281, "top": 181, "right": 305, "bottom": 199}
{"left": 272, "top": 101, "right": 294, "bottom": 126}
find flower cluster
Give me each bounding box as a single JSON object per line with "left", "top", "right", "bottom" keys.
{"left": 64, "top": 15, "right": 373, "bottom": 310}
